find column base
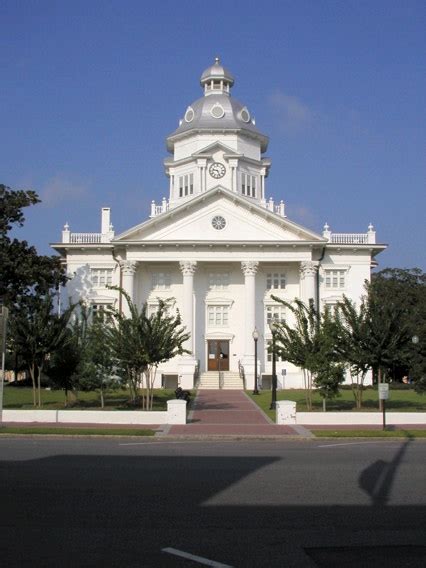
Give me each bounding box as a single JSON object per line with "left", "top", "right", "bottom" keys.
{"left": 177, "top": 358, "right": 197, "bottom": 390}
{"left": 241, "top": 355, "right": 258, "bottom": 391}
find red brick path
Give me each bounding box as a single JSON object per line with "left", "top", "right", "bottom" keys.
{"left": 167, "top": 390, "right": 299, "bottom": 436}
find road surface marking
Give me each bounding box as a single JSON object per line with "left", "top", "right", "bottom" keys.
{"left": 119, "top": 440, "right": 218, "bottom": 446}
{"left": 162, "top": 547, "right": 234, "bottom": 567}
{"left": 317, "top": 441, "right": 387, "bottom": 448}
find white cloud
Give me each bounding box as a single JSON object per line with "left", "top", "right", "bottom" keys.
{"left": 267, "top": 90, "right": 313, "bottom": 131}
{"left": 40, "top": 176, "right": 89, "bottom": 207}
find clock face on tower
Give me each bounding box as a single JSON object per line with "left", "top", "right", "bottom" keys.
{"left": 209, "top": 162, "right": 226, "bottom": 179}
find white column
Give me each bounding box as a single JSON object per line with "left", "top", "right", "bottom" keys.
{"left": 179, "top": 260, "right": 197, "bottom": 354}
{"left": 178, "top": 260, "right": 198, "bottom": 389}
{"left": 120, "top": 260, "right": 137, "bottom": 317}
{"left": 241, "top": 261, "right": 259, "bottom": 383}
{"left": 299, "top": 261, "right": 318, "bottom": 307}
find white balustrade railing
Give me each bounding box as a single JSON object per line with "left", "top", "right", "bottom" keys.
{"left": 70, "top": 233, "right": 102, "bottom": 244}
{"left": 331, "top": 233, "right": 368, "bottom": 244}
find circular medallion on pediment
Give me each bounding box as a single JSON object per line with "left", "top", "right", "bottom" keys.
{"left": 212, "top": 215, "right": 226, "bottom": 230}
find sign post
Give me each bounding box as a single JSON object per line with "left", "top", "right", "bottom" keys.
{"left": 378, "top": 383, "right": 390, "bottom": 431}
{"left": 0, "top": 307, "right": 9, "bottom": 427}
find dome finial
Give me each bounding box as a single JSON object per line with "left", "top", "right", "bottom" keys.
{"left": 215, "top": 56, "right": 220, "bottom": 64}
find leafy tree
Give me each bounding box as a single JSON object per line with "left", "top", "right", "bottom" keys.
{"left": 46, "top": 311, "right": 88, "bottom": 406}
{"left": 10, "top": 294, "right": 75, "bottom": 407}
{"left": 271, "top": 297, "right": 342, "bottom": 411}
{"left": 106, "top": 291, "right": 190, "bottom": 410}
{"left": 0, "top": 184, "right": 67, "bottom": 308}
{"left": 371, "top": 268, "right": 426, "bottom": 391}
{"left": 79, "top": 319, "right": 119, "bottom": 408}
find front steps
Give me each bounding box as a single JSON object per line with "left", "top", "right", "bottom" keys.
{"left": 197, "top": 371, "right": 244, "bottom": 390}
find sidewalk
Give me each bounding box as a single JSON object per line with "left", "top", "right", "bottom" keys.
{"left": 167, "top": 390, "right": 308, "bottom": 437}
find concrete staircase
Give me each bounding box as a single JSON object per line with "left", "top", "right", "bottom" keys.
{"left": 197, "top": 371, "right": 244, "bottom": 390}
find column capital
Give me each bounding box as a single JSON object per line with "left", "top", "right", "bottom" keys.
{"left": 179, "top": 260, "right": 197, "bottom": 276}
{"left": 241, "top": 261, "right": 259, "bottom": 276}
{"left": 120, "top": 260, "right": 137, "bottom": 276}
{"left": 299, "top": 261, "right": 319, "bottom": 278}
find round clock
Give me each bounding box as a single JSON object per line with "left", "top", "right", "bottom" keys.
{"left": 209, "top": 162, "right": 226, "bottom": 179}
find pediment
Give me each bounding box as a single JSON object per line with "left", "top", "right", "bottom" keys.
{"left": 114, "top": 188, "right": 324, "bottom": 244}
{"left": 191, "top": 141, "right": 240, "bottom": 158}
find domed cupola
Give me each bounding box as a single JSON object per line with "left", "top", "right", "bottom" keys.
{"left": 167, "top": 58, "right": 268, "bottom": 153}
{"left": 200, "top": 57, "right": 234, "bottom": 95}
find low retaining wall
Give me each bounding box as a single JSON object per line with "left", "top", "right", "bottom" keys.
{"left": 276, "top": 401, "right": 426, "bottom": 426}
{"left": 2, "top": 399, "right": 187, "bottom": 426}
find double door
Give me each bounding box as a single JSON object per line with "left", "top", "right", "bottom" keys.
{"left": 207, "top": 340, "right": 229, "bottom": 371}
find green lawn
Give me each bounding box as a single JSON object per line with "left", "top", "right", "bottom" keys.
{"left": 248, "top": 387, "right": 426, "bottom": 421}
{"left": 3, "top": 386, "right": 178, "bottom": 411}
{"left": 313, "top": 429, "right": 426, "bottom": 438}
{"left": 0, "top": 426, "right": 156, "bottom": 436}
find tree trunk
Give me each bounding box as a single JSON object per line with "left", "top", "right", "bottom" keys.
{"left": 100, "top": 386, "right": 104, "bottom": 409}
{"left": 29, "top": 364, "right": 37, "bottom": 407}
{"left": 37, "top": 365, "right": 42, "bottom": 408}
{"left": 323, "top": 398, "right": 326, "bottom": 412}
{"left": 378, "top": 367, "right": 383, "bottom": 411}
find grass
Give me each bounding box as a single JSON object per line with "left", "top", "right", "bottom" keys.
{"left": 248, "top": 387, "right": 426, "bottom": 421}
{"left": 3, "top": 386, "right": 179, "bottom": 411}
{"left": 0, "top": 426, "right": 155, "bottom": 436}
{"left": 313, "top": 429, "right": 426, "bottom": 438}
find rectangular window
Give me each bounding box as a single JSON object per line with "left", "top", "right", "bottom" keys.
{"left": 178, "top": 173, "right": 194, "bottom": 197}
{"left": 266, "top": 305, "right": 285, "bottom": 325}
{"left": 324, "top": 270, "right": 346, "bottom": 289}
{"left": 266, "top": 273, "right": 286, "bottom": 290}
{"left": 208, "top": 272, "right": 230, "bottom": 289}
{"left": 91, "top": 268, "right": 113, "bottom": 288}
{"left": 91, "top": 303, "right": 111, "bottom": 322}
{"left": 207, "top": 305, "right": 229, "bottom": 326}
{"left": 266, "top": 340, "right": 284, "bottom": 362}
{"left": 148, "top": 303, "right": 173, "bottom": 318}
{"left": 152, "top": 272, "right": 171, "bottom": 290}
{"left": 241, "top": 173, "right": 257, "bottom": 198}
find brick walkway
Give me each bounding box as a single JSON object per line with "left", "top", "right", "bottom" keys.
{"left": 167, "top": 390, "right": 302, "bottom": 436}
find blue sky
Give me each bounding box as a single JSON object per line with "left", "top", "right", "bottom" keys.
{"left": 2, "top": 0, "right": 425, "bottom": 270}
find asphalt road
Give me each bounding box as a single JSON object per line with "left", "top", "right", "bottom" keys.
{"left": 0, "top": 437, "right": 425, "bottom": 567}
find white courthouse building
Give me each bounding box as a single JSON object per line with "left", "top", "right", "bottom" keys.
{"left": 52, "top": 59, "right": 386, "bottom": 390}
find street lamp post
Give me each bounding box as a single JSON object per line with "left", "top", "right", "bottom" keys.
{"left": 252, "top": 327, "right": 259, "bottom": 395}
{"left": 269, "top": 320, "right": 278, "bottom": 410}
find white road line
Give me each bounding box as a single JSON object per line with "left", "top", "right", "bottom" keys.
{"left": 317, "top": 441, "right": 387, "bottom": 448}
{"left": 119, "top": 440, "right": 220, "bottom": 446}
{"left": 162, "top": 547, "right": 234, "bottom": 567}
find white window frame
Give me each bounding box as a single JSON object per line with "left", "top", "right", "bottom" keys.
{"left": 324, "top": 269, "right": 346, "bottom": 290}
{"left": 147, "top": 299, "right": 176, "bottom": 318}
{"left": 265, "top": 305, "right": 286, "bottom": 327}
{"left": 207, "top": 305, "right": 229, "bottom": 327}
{"left": 178, "top": 173, "right": 194, "bottom": 197}
{"left": 90, "top": 268, "right": 113, "bottom": 288}
{"left": 151, "top": 272, "right": 171, "bottom": 290}
{"left": 208, "top": 272, "right": 230, "bottom": 290}
{"left": 266, "top": 272, "right": 286, "bottom": 290}
{"left": 241, "top": 172, "right": 257, "bottom": 198}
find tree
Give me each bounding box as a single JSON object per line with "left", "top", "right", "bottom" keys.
{"left": 78, "top": 319, "right": 119, "bottom": 408}
{"left": 10, "top": 294, "right": 75, "bottom": 407}
{"left": 46, "top": 311, "right": 88, "bottom": 406}
{"left": 105, "top": 291, "right": 190, "bottom": 410}
{"left": 371, "top": 268, "right": 426, "bottom": 391}
{"left": 0, "top": 184, "right": 67, "bottom": 308}
{"left": 271, "top": 297, "right": 342, "bottom": 411}
{"left": 334, "top": 295, "right": 373, "bottom": 409}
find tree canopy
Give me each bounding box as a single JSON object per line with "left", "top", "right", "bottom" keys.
{"left": 0, "top": 184, "right": 66, "bottom": 308}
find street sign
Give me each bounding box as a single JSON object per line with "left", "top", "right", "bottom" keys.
{"left": 378, "top": 383, "right": 389, "bottom": 400}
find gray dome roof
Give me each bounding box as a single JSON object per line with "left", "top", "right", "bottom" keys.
{"left": 200, "top": 57, "right": 234, "bottom": 87}
{"left": 167, "top": 59, "right": 268, "bottom": 152}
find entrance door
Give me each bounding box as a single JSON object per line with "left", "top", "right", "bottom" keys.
{"left": 207, "top": 340, "right": 229, "bottom": 371}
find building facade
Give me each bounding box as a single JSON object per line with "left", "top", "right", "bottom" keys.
{"left": 52, "top": 59, "right": 386, "bottom": 389}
